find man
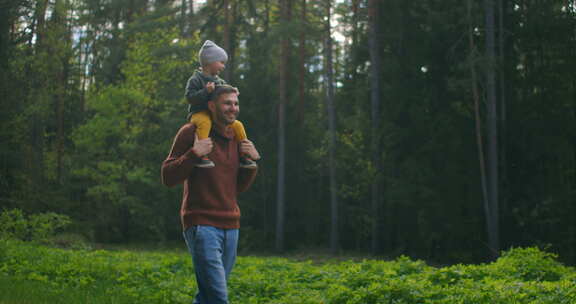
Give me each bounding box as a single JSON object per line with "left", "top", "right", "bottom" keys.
{"left": 161, "top": 85, "right": 260, "bottom": 304}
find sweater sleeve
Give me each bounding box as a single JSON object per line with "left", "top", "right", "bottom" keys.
{"left": 185, "top": 75, "right": 211, "bottom": 107}
{"left": 237, "top": 168, "right": 258, "bottom": 194}
{"left": 161, "top": 124, "right": 201, "bottom": 187}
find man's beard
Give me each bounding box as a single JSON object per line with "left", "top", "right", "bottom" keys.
{"left": 214, "top": 110, "right": 237, "bottom": 125}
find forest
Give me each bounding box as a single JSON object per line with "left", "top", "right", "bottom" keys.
{"left": 0, "top": 0, "right": 575, "bottom": 265}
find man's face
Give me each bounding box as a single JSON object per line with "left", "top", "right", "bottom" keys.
{"left": 211, "top": 93, "right": 239, "bottom": 126}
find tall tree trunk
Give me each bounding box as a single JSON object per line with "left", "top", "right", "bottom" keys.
{"left": 52, "top": 0, "right": 69, "bottom": 184}
{"left": 573, "top": 62, "right": 576, "bottom": 266}
{"left": 34, "top": 0, "right": 49, "bottom": 48}
{"left": 349, "top": 0, "right": 359, "bottom": 80}
{"left": 0, "top": 0, "right": 13, "bottom": 106}
{"left": 188, "top": 0, "right": 195, "bottom": 34}
{"left": 498, "top": 0, "right": 508, "bottom": 216}
{"left": 223, "top": 0, "right": 232, "bottom": 81}
{"left": 276, "top": 0, "right": 289, "bottom": 252}
{"left": 56, "top": 78, "right": 65, "bottom": 184}
{"left": 344, "top": 5, "right": 360, "bottom": 241}
{"left": 484, "top": 0, "right": 500, "bottom": 259}
{"left": 229, "top": 0, "right": 238, "bottom": 82}
{"left": 297, "top": 0, "right": 306, "bottom": 120}
{"left": 569, "top": 1, "right": 576, "bottom": 264}
{"left": 180, "top": 0, "right": 186, "bottom": 36}
{"left": 468, "top": 0, "right": 490, "bottom": 251}
{"left": 324, "top": 0, "right": 339, "bottom": 254}
{"left": 30, "top": 0, "right": 50, "bottom": 186}
{"left": 368, "top": 0, "right": 382, "bottom": 254}
{"left": 80, "top": 38, "right": 89, "bottom": 113}
{"left": 0, "top": 0, "right": 11, "bottom": 71}
{"left": 55, "top": 58, "right": 66, "bottom": 185}
{"left": 264, "top": 0, "right": 270, "bottom": 33}
{"left": 573, "top": 3, "right": 576, "bottom": 266}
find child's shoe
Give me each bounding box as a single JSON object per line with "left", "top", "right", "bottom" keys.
{"left": 195, "top": 156, "right": 215, "bottom": 168}
{"left": 240, "top": 157, "right": 257, "bottom": 169}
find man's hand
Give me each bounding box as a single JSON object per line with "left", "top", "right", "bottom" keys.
{"left": 239, "top": 139, "right": 261, "bottom": 161}
{"left": 191, "top": 134, "right": 213, "bottom": 157}
{"left": 205, "top": 82, "right": 215, "bottom": 93}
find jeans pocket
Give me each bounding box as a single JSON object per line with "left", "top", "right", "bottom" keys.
{"left": 192, "top": 225, "right": 198, "bottom": 238}
{"left": 184, "top": 225, "right": 198, "bottom": 241}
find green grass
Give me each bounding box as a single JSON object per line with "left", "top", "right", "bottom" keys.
{"left": 1, "top": 239, "right": 576, "bottom": 303}
{"left": 0, "top": 275, "right": 132, "bottom": 304}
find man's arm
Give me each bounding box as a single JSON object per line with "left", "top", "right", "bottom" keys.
{"left": 237, "top": 139, "right": 259, "bottom": 193}
{"left": 161, "top": 124, "right": 212, "bottom": 187}
{"left": 237, "top": 169, "right": 258, "bottom": 193}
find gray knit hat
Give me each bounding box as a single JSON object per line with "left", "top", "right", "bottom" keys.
{"left": 198, "top": 40, "right": 228, "bottom": 66}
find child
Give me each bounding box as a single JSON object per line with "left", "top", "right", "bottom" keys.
{"left": 185, "top": 40, "right": 257, "bottom": 169}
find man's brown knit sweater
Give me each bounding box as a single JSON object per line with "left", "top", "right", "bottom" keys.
{"left": 161, "top": 123, "right": 257, "bottom": 230}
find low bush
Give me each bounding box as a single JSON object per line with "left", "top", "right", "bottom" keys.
{"left": 0, "top": 208, "right": 71, "bottom": 243}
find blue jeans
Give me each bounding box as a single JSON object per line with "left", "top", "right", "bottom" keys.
{"left": 183, "top": 225, "right": 239, "bottom": 304}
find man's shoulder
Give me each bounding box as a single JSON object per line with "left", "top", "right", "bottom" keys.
{"left": 179, "top": 122, "right": 196, "bottom": 132}
{"left": 176, "top": 123, "right": 197, "bottom": 139}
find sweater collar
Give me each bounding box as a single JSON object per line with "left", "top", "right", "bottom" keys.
{"left": 212, "top": 123, "right": 235, "bottom": 140}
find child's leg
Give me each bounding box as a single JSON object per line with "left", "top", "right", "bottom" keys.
{"left": 230, "top": 120, "right": 247, "bottom": 141}
{"left": 232, "top": 121, "right": 257, "bottom": 169}
{"left": 189, "top": 110, "right": 215, "bottom": 168}
{"left": 190, "top": 110, "right": 212, "bottom": 140}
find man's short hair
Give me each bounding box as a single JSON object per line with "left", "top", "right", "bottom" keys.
{"left": 211, "top": 85, "right": 238, "bottom": 102}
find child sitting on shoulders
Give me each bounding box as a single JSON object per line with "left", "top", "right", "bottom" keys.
{"left": 185, "top": 40, "right": 257, "bottom": 169}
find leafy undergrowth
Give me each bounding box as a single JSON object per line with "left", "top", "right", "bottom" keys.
{"left": 1, "top": 239, "right": 575, "bottom": 304}
{"left": 0, "top": 275, "right": 132, "bottom": 304}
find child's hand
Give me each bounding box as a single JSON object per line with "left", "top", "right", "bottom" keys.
{"left": 205, "top": 82, "right": 215, "bottom": 93}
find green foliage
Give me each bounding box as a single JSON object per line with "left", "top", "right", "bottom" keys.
{"left": 1, "top": 0, "right": 575, "bottom": 264}
{"left": 0, "top": 209, "right": 27, "bottom": 240}
{"left": 1, "top": 242, "right": 575, "bottom": 304}
{"left": 0, "top": 209, "right": 71, "bottom": 242}
{"left": 28, "top": 212, "right": 72, "bottom": 242}
{"left": 0, "top": 274, "right": 133, "bottom": 304}
{"left": 489, "top": 247, "right": 567, "bottom": 281}
{"left": 69, "top": 16, "right": 199, "bottom": 242}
